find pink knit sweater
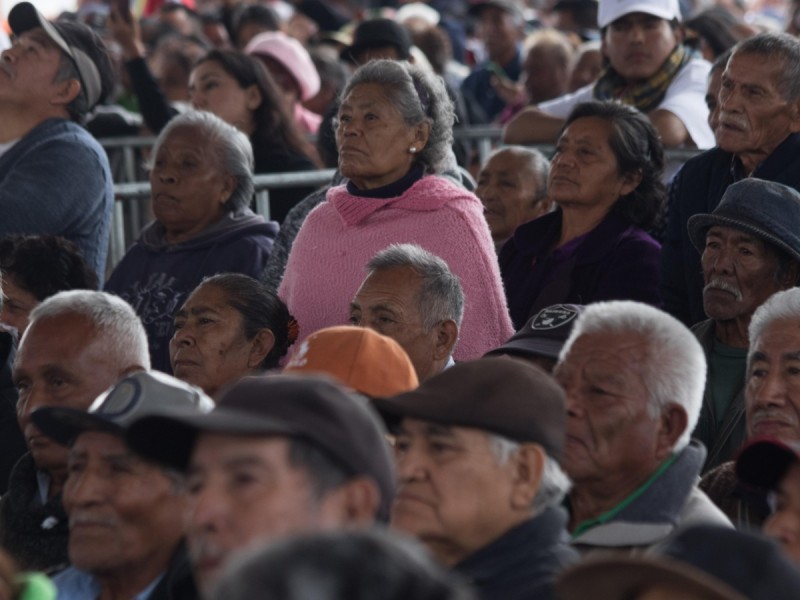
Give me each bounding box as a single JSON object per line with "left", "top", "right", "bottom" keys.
{"left": 278, "top": 175, "right": 515, "bottom": 360}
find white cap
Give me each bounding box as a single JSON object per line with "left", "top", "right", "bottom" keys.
{"left": 597, "top": 0, "right": 681, "bottom": 28}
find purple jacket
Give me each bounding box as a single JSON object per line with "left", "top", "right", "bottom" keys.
{"left": 499, "top": 210, "right": 662, "bottom": 328}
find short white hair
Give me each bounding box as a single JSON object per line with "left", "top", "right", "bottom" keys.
{"left": 28, "top": 290, "right": 150, "bottom": 370}
{"left": 489, "top": 434, "right": 571, "bottom": 513}
{"left": 748, "top": 288, "right": 800, "bottom": 364}
{"left": 558, "top": 301, "right": 706, "bottom": 451}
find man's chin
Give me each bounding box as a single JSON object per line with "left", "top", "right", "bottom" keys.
{"left": 29, "top": 446, "right": 68, "bottom": 475}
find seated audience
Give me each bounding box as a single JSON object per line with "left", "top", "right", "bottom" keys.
{"left": 279, "top": 60, "right": 514, "bottom": 358}
{"left": 32, "top": 371, "right": 214, "bottom": 600}
{"left": 349, "top": 244, "right": 462, "bottom": 381}
{"left": 105, "top": 111, "right": 278, "bottom": 373}
{"left": 2, "top": 291, "right": 149, "bottom": 572}
{"left": 171, "top": 274, "right": 297, "bottom": 398}
{"left": 126, "top": 375, "right": 395, "bottom": 596}
{"left": 505, "top": 0, "right": 714, "bottom": 149}
{"left": 500, "top": 101, "right": 663, "bottom": 329}
{"left": 687, "top": 179, "right": 800, "bottom": 472}
{"left": 475, "top": 147, "right": 551, "bottom": 252}
{"left": 557, "top": 525, "right": 800, "bottom": 600}
{"left": 212, "top": 530, "right": 476, "bottom": 600}
{"left": 285, "top": 326, "right": 418, "bottom": 399}
{"left": 701, "top": 288, "right": 800, "bottom": 529}
{"left": 554, "top": 301, "right": 730, "bottom": 555}
{"left": 486, "top": 304, "right": 583, "bottom": 372}
{"left": 0, "top": 235, "right": 97, "bottom": 339}
{"left": 375, "top": 357, "right": 577, "bottom": 600}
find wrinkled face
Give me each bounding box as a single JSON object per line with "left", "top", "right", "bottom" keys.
{"left": 524, "top": 45, "right": 570, "bottom": 103}
{"left": 64, "top": 432, "right": 187, "bottom": 576}
{"left": 555, "top": 331, "right": 666, "bottom": 484}
{"left": 186, "top": 434, "right": 337, "bottom": 595}
{"left": 548, "top": 117, "right": 633, "bottom": 213}
{"left": 336, "top": 84, "right": 422, "bottom": 190}
{"left": 706, "top": 67, "right": 724, "bottom": 134}
{"left": 390, "top": 419, "right": 519, "bottom": 566}
{"left": 476, "top": 150, "right": 547, "bottom": 244}
{"left": 13, "top": 314, "right": 123, "bottom": 474}
{"left": 701, "top": 226, "right": 783, "bottom": 322}
{"left": 0, "top": 275, "right": 39, "bottom": 338}
{"left": 0, "top": 28, "right": 69, "bottom": 109}
{"left": 716, "top": 53, "right": 800, "bottom": 163}
{"left": 189, "top": 60, "right": 260, "bottom": 135}
{"left": 745, "top": 319, "right": 800, "bottom": 441}
{"left": 350, "top": 267, "right": 438, "bottom": 381}
{"left": 568, "top": 47, "right": 603, "bottom": 92}
{"left": 764, "top": 462, "right": 800, "bottom": 566}
{"left": 602, "top": 13, "right": 680, "bottom": 82}
{"left": 150, "top": 126, "right": 233, "bottom": 242}
{"left": 477, "top": 6, "right": 521, "bottom": 63}
{"left": 170, "top": 283, "right": 264, "bottom": 398}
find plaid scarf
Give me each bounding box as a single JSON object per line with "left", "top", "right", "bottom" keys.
{"left": 592, "top": 44, "right": 693, "bottom": 113}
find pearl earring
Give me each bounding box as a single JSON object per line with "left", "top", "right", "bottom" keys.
{"left": 409, "top": 146, "right": 417, "bottom": 154}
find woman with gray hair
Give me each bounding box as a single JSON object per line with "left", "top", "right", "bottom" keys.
{"left": 106, "top": 110, "right": 279, "bottom": 372}
{"left": 278, "top": 60, "right": 513, "bottom": 359}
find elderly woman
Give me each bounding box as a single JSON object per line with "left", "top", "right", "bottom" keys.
{"left": 279, "top": 60, "right": 514, "bottom": 359}
{"left": 500, "top": 101, "right": 663, "bottom": 329}
{"left": 106, "top": 111, "right": 278, "bottom": 372}
{"left": 170, "top": 273, "right": 297, "bottom": 398}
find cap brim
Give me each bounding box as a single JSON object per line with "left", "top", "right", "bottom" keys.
{"left": 126, "top": 408, "right": 301, "bottom": 472}
{"left": 736, "top": 437, "right": 800, "bottom": 490}
{"left": 687, "top": 213, "right": 800, "bottom": 264}
{"left": 485, "top": 338, "right": 563, "bottom": 360}
{"left": 557, "top": 556, "right": 746, "bottom": 600}
{"left": 32, "top": 407, "right": 122, "bottom": 448}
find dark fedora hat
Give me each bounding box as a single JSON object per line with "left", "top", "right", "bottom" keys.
{"left": 688, "top": 178, "right": 800, "bottom": 263}
{"left": 341, "top": 18, "right": 412, "bottom": 63}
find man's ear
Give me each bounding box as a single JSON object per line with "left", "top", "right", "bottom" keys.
{"left": 510, "top": 443, "right": 546, "bottom": 511}
{"left": 319, "top": 477, "right": 381, "bottom": 525}
{"left": 432, "top": 319, "right": 458, "bottom": 361}
{"left": 247, "top": 329, "right": 276, "bottom": 369}
{"left": 780, "top": 260, "right": 800, "bottom": 289}
{"left": 655, "top": 403, "right": 688, "bottom": 461}
{"left": 50, "top": 78, "right": 81, "bottom": 107}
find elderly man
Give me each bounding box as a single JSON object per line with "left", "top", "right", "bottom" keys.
{"left": 504, "top": 0, "right": 714, "bottom": 149}
{"left": 32, "top": 371, "right": 214, "bottom": 600}
{"left": 126, "top": 374, "right": 395, "bottom": 596}
{"left": 554, "top": 301, "right": 730, "bottom": 554}
{"left": 687, "top": 179, "right": 800, "bottom": 472}
{"left": 2, "top": 290, "right": 149, "bottom": 571}
{"left": 374, "top": 357, "right": 578, "bottom": 600}
{"left": 475, "top": 147, "right": 551, "bottom": 251}
{"left": 0, "top": 3, "right": 116, "bottom": 281}
{"left": 350, "top": 244, "right": 463, "bottom": 381}
{"left": 461, "top": 0, "right": 527, "bottom": 123}
{"left": 663, "top": 32, "right": 800, "bottom": 326}
{"left": 700, "top": 288, "right": 800, "bottom": 529}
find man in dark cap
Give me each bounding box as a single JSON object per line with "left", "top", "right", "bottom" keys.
{"left": 0, "top": 2, "right": 117, "bottom": 282}
{"left": 125, "top": 375, "right": 395, "bottom": 597}
{"left": 32, "top": 371, "right": 214, "bottom": 600}
{"left": 374, "top": 356, "right": 577, "bottom": 600}
{"left": 342, "top": 18, "right": 413, "bottom": 66}
{"left": 686, "top": 179, "right": 800, "bottom": 472}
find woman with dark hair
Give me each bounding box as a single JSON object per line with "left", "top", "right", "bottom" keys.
{"left": 500, "top": 100, "right": 664, "bottom": 328}
{"left": 0, "top": 235, "right": 98, "bottom": 337}
{"left": 170, "top": 273, "right": 297, "bottom": 397}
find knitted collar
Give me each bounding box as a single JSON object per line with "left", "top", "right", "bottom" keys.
{"left": 592, "top": 44, "right": 692, "bottom": 114}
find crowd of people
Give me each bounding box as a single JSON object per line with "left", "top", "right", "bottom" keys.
{"left": 3, "top": 0, "right": 800, "bottom": 597}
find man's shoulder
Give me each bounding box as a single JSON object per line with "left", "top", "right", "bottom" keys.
{"left": 5, "top": 119, "right": 107, "bottom": 167}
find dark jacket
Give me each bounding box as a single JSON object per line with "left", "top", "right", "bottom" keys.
{"left": 691, "top": 319, "right": 747, "bottom": 473}
{"left": 105, "top": 209, "right": 278, "bottom": 372}
{"left": 0, "top": 452, "right": 69, "bottom": 573}
{"left": 662, "top": 133, "right": 800, "bottom": 326}
{"left": 499, "top": 209, "right": 662, "bottom": 328}
{"left": 454, "top": 508, "right": 578, "bottom": 600}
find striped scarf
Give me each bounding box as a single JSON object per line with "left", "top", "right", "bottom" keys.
{"left": 592, "top": 45, "right": 693, "bottom": 113}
